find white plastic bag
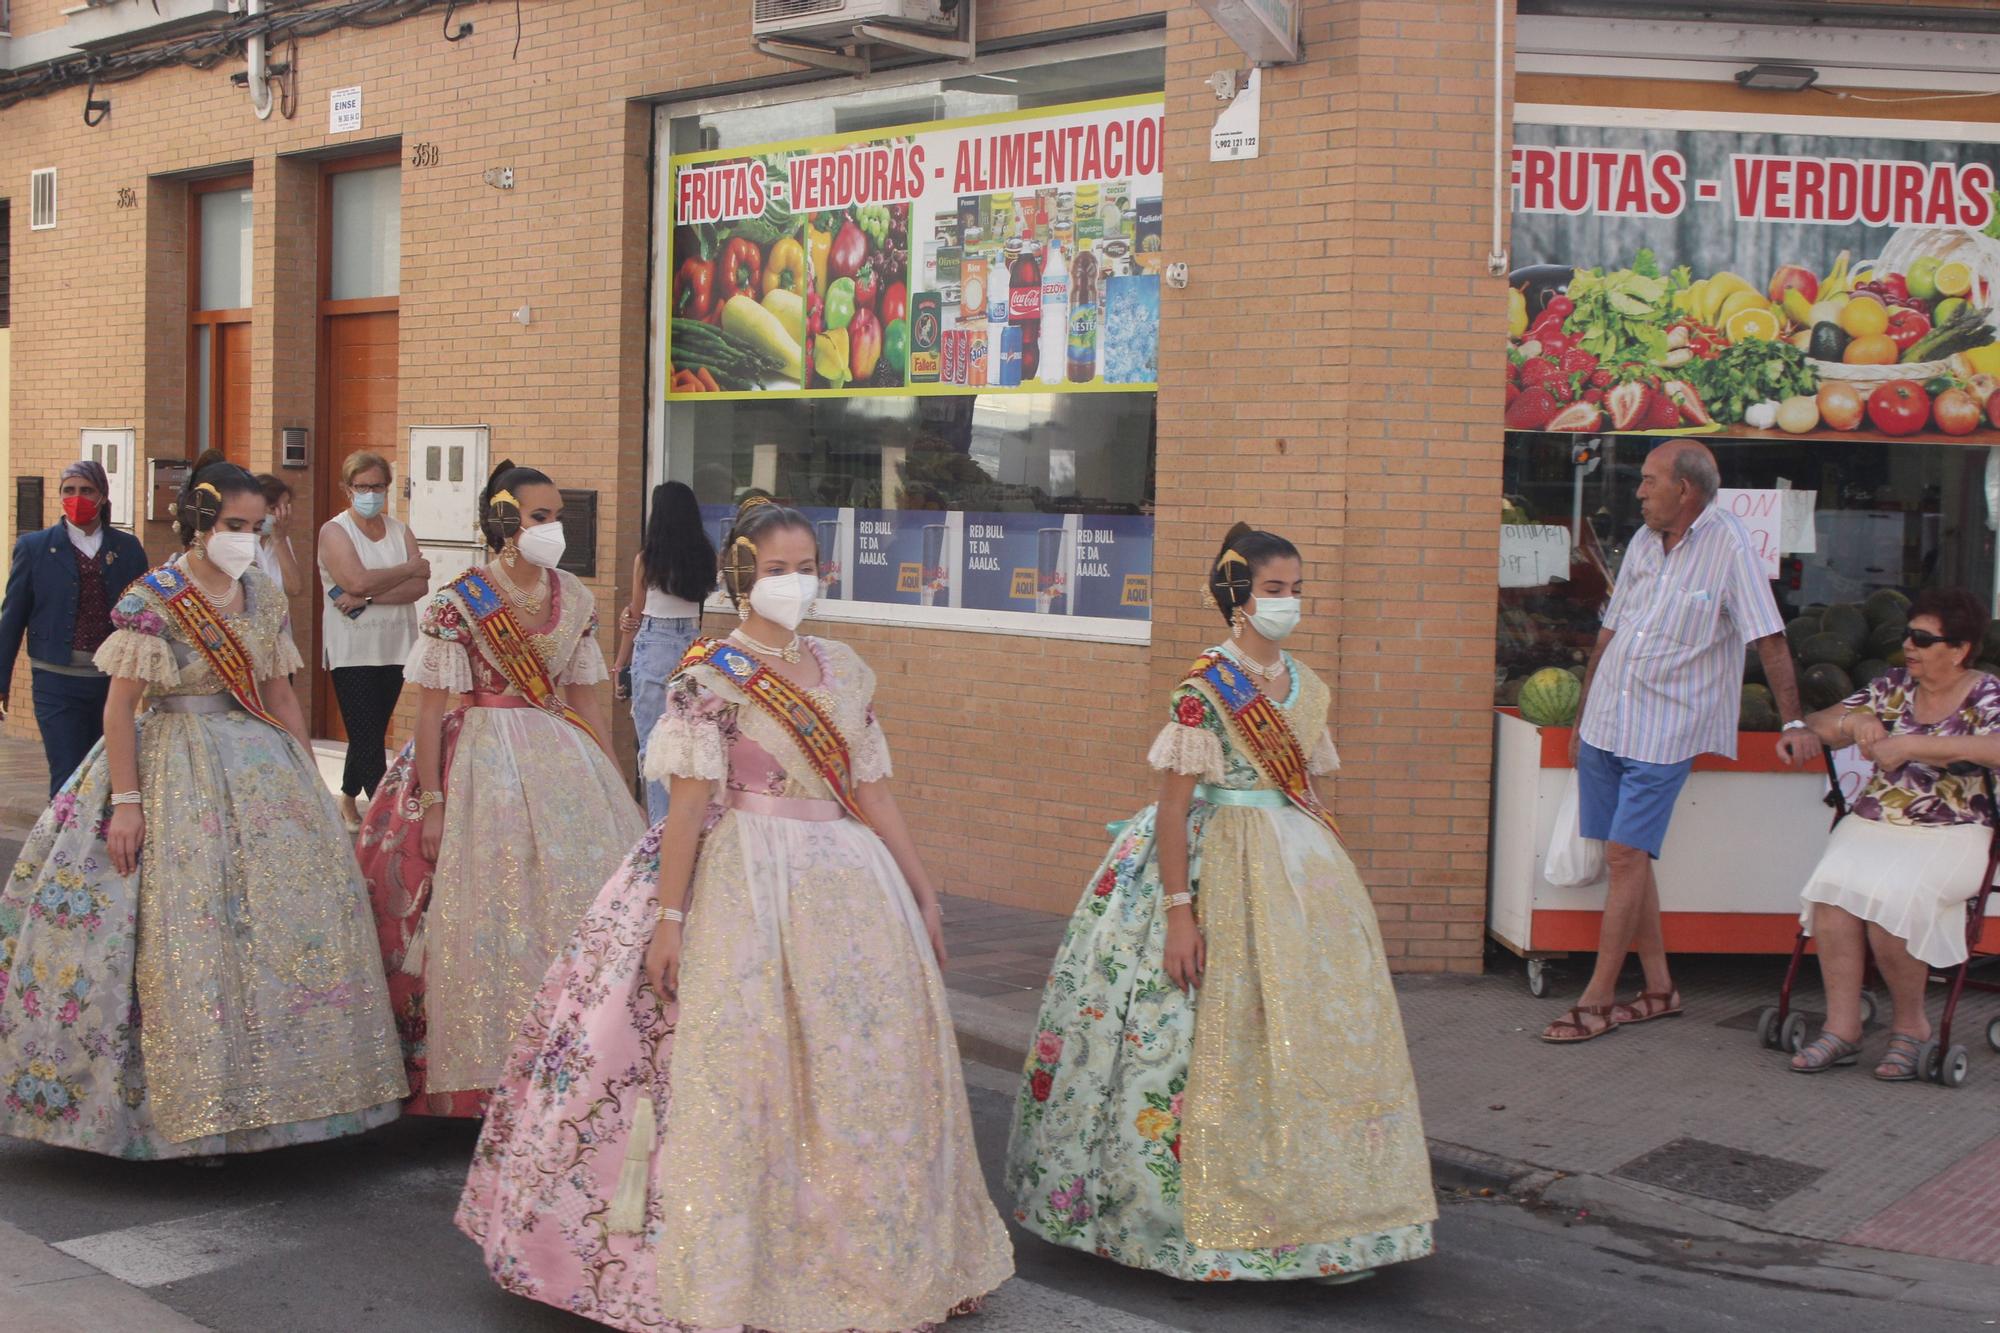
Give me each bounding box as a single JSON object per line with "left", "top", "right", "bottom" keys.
{"left": 1544, "top": 771, "right": 1607, "bottom": 888}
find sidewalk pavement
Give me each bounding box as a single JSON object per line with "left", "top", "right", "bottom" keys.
{"left": 936, "top": 893, "right": 2000, "bottom": 1277}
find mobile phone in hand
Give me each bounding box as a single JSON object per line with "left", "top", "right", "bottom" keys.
{"left": 326, "top": 584, "right": 366, "bottom": 620}
{"left": 615, "top": 666, "right": 633, "bottom": 700}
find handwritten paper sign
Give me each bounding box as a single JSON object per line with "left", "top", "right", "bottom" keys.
{"left": 1716, "top": 488, "right": 1782, "bottom": 579}
{"left": 1499, "top": 524, "right": 1570, "bottom": 589}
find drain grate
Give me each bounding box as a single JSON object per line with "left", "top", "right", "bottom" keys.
{"left": 1613, "top": 1137, "right": 1826, "bottom": 1210}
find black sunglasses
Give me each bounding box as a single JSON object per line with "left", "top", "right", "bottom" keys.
{"left": 1905, "top": 628, "right": 1958, "bottom": 649}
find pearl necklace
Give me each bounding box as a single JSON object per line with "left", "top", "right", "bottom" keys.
{"left": 185, "top": 557, "right": 238, "bottom": 610}
{"left": 730, "top": 627, "right": 802, "bottom": 664}
{"left": 1223, "top": 641, "right": 1286, "bottom": 683}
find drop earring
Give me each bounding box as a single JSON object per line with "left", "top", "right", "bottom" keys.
{"left": 1231, "top": 604, "right": 1248, "bottom": 640}
{"left": 502, "top": 536, "right": 520, "bottom": 569}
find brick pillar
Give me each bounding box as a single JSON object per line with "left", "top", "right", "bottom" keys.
{"left": 1157, "top": 0, "right": 1510, "bottom": 971}
{"left": 141, "top": 176, "right": 190, "bottom": 560}
{"left": 264, "top": 155, "right": 323, "bottom": 659}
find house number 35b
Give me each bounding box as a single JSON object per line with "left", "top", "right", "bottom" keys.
{"left": 410, "top": 143, "right": 440, "bottom": 169}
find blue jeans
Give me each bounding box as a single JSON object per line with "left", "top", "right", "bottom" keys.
{"left": 32, "top": 668, "right": 112, "bottom": 798}
{"left": 630, "top": 615, "right": 700, "bottom": 825}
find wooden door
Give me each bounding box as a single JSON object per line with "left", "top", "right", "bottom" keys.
{"left": 314, "top": 308, "right": 399, "bottom": 742}
{"left": 216, "top": 321, "right": 252, "bottom": 465}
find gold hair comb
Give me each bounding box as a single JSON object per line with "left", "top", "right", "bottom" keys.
{"left": 489, "top": 489, "right": 520, "bottom": 511}
{"left": 195, "top": 482, "right": 222, "bottom": 501}
{"left": 1215, "top": 548, "right": 1249, "bottom": 573}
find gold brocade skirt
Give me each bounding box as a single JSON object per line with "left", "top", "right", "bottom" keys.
{"left": 1180, "top": 804, "right": 1436, "bottom": 1250}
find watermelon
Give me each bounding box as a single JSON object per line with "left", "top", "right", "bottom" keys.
{"left": 1866, "top": 619, "right": 1908, "bottom": 658}
{"left": 1821, "top": 604, "right": 1869, "bottom": 654}
{"left": 1739, "top": 684, "right": 1780, "bottom": 732}
{"left": 1863, "top": 589, "right": 1911, "bottom": 626}
{"left": 1799, "top": 633, "right": 1859, "bottom": 673}
{"left": 1852, "top": 659, "right": 1889, "bottom": 689}
{"left": 1518, "top": 667, "right": 1582, "bottom": 727}
{"left": 1784, "top": 614, "right": 1822, "bottom": 652}
{"left": 1499, "top": 676, "right": 1526, "bottom": 707}
{"left": 1802, "top": 662, "right": 1854, "bottom": 710}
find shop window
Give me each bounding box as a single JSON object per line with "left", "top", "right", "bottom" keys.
{"left": 656, "top": 41, "right": 1165, "bottom": 639}
{"left": 188, "top": 176, "right": 252, "bottom": 466}
{"left": 328, "top": 165, "right": 400, "bottom": 300}
{"left": 1496, "top": 431, "right": 1999, "bottom": 723}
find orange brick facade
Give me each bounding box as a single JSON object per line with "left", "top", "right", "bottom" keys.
{"left": 0, "top": 0, "right": 1516, "bottom": 970}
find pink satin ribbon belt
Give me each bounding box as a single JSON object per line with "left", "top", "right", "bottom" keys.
{"left": 468, "top": 692, "right": 537, "bottom": 709}
{"left": 724, "top": 790, "right": 846, "bottom": 822}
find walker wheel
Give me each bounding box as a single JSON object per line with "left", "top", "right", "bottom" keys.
{"left": 1780, "top": 1012, "right": 1810, "bottom": 1054}
{"left": 1756, "top": 1006, "right": 1781, "bottom": 1050}
{"left": 1987, "top": 1016, "right": 2000, "bottom": 1054}
{"left": 1917, "top": 1039, "right": 1941, "bottom": 1083}
{"left": 1939, "top": 1045, "right": 1970, "bottom": 1088}
{"left": 1526, "top": 958, "right": 1552, "bottom": 999}
{"left": 1857, "top": 990, "right": 1879, "bottom": 1027}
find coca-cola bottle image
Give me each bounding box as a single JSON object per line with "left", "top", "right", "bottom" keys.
{"left": 1008, "top": 235, "right": 1042, "bottom": 383}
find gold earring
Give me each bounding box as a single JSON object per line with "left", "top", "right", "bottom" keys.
{"left": 1230, "top": 604, "right": 1248, "bottom": 639}
{"left": 736, "top": 599, "right": 749, "bottom": 622}
{"left": 502, "top": 536, "right": 519, "bottom": 568}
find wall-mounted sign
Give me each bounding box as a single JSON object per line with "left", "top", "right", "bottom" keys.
{"left": 329, "top": 86, "right": 362, "bottom": 135}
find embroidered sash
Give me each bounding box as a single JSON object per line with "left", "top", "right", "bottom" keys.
{"left": 452, "top": 569, "right": 602, "bottom": 747}
{"left": 683, "top": 637, "right": 874, "bottom": 829}
{"left": 140, "top": 564, "right": 286, "bottom": 732}
{"left": 1183, "top": 650, "right": 1344, "bottom": 845}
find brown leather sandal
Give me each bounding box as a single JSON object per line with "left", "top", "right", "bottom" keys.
{"left": 1540, "top": 1002, "right": 1618, "bottom": 1043}
{"left": 1609, "top": 988, "right": 1683, "bottom": 1025}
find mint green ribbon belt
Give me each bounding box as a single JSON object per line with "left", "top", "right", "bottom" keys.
{"left": 1195, "top": 784, "right": 1289, "bottom": 808}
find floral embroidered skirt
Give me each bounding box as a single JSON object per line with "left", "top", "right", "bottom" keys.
{"left": 458, "top": 810, "right": 1012, "bottom": 1333}
{"left": 1002, "top": 801, "right": 1436, "bottom": 1281}
{"left": 0, "top": 710, "right": 405, "bottom": 1157}
{"left": 359, "top": 706, "right": 645, "bottom": 1113}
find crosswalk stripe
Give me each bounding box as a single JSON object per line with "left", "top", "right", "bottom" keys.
{"left": 53, "top": 1203, "right": 293, "bottom": 1289}
{"left": 979, "top": 1278, "right": 1190, "bottom": 1332}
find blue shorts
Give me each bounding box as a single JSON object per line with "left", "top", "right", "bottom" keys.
{"left": 1576, "top": 743, "right": 1694, "bottom": 860}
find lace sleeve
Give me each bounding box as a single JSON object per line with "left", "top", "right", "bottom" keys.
{"left": 403, "top": 591, "right": 475, "bottom": 694}
{"left": 93, "top": 591, "right": 179, "bottom": 687}
{"left": 1147, "top": 685, "right": 1226, "bottom": 782}
{"left": 269, "top": 623, "right": 307, "bottom": 679}
{"left": 853, "top": 704, "right": 894, "bottom": 783}
{"left": 561, "top": 613, "right": 612, "bottom": 687}
{"left": 1307, "top": 729, "right": 1341, "bottom": 776}
{"left": 643, "top": 672, "right": 730, "bottom": 782}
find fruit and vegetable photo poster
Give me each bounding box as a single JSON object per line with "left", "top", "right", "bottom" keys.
{"left": 667, "top": 94, "right": 1165, "bottom": 398}
{"left": 1507, "top": 117, "right": 2000, "bottom": 445}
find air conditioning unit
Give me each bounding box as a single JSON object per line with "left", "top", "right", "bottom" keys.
{"left": 752, "top": 0, "right": 956, "bottom": 46}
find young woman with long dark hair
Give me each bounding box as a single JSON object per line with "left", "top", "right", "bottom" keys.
{"left": 610, "top": 481, "right": 716, "bottom": 824}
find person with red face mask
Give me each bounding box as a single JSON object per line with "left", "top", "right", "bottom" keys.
{"left": 0, "top": 459, "right": 149, "bottom": 794}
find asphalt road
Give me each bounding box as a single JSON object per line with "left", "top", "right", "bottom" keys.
{"left": 0, "top": 1064, "right": 1982, "bottom": 1333}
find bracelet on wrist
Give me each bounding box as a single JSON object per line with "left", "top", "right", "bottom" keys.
{"left": 1165, "top": 891, "right": 1194, "bottom": 909}
{"left": 659, "top": 906, "right": 686, "bottom": 925}
{"left": 110, "top": 790, "right": 142, "bottom": 807}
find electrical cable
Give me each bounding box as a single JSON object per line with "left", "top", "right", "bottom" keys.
{"left": 0, "top": 0, "right": 502, "bottom": 110}
{"left": 1811, "top": 85, "right": 2000, "bottom": 105}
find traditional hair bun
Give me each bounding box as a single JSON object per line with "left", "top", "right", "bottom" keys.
{"left": 1204, "top": 522, "right": 1302, "bottom": 627}
{"left": 719, "top": 494, "right": 814, "bottom": 609}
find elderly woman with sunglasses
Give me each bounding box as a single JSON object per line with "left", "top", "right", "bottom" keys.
{"left": 1788, "top": 587, "right": 2000, "bottom": 1080}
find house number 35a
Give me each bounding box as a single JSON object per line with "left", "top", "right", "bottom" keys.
{"left": 410, "top": 143, "right": 440, "bottom": 169}
{"left": 115, "top": 188, "right": 137, "bottom": 209}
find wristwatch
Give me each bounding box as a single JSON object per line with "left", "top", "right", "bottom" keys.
{"left": 400, "top": 787, "right": 443, "bottom": 820}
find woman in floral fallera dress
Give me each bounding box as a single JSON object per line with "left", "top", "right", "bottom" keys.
{"left": 459, "top": 497, "right": 1011, "bottom": 1332}
{"left": 1004, "top": 523, "right": 1435, "bottom": 1283}
{"left": 357, "top": 462, "right": 644, "bottom": 1117}
{"left": 0, "top": 453, "right": 406, "bottom": 1158}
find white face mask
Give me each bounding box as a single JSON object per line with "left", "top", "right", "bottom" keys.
{"left": 515, "top": 522, "right": 567, "bottom": 570}
{"left": 351, "top": 491, "right": 386, "bottom": 519}
{"left": 749, "top": 571, "right": 818, "bottom": 631}
{"left": 205, "top": 531, "right": 260, "bottom": 581}
{"left": 258, "top": 515, "right": 278, "bottom": 536}
{"left": 1247, "top": 595, "right": 1301, "bottom": 642}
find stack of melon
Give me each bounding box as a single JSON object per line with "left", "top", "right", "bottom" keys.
{"left": 1775, "top": 590, "right": 1916, "bottom": 726}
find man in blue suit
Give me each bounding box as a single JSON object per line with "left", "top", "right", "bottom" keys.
{"left": 0, "top": 460, "right": 151, "bottom": 794}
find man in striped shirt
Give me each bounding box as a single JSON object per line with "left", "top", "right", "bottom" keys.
{"left": 1542, "top": 441, "right": 1821, "bottom": 1043}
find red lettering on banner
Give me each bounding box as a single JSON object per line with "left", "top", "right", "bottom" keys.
{"left": 675, "top": 160, "right": 767, "bottom": 224}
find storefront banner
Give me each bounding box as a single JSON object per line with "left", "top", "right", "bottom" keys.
{"left": 697, "top": 503, "right": 1151, "bottom": 623}
{"left": 668, "top": 94, "right": 1165, "bottom": 400}
{"left": 1508, "top": 119, "right": 2000, "bottom": 446}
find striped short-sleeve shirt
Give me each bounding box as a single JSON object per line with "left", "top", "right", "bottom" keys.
{"left": 1578, "top": 505, "right": 1785, "bottom": 765}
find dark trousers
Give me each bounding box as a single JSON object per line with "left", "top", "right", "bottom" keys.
{"left": 32, "top": 668, "right": 112, "bottom": 798}
{"left": 331, "top": 664, "right": 405, "bottom": 798}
